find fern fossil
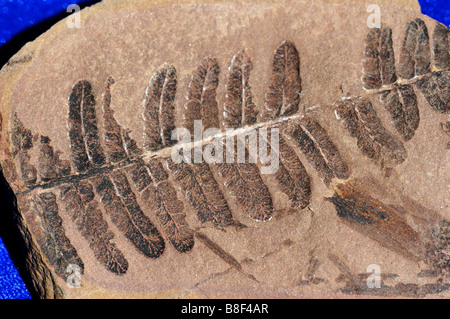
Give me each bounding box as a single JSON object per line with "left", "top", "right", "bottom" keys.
{"left": 7, "top": 17, "right": 449, "bottom": 290}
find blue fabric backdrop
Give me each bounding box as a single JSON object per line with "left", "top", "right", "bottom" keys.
{"left": 0, "top": 0, "right": 449, "bottom": 299}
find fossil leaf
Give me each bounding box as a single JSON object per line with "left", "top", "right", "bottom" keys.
{"left": 262, "top": 41, "right": 302, "bottom": 120}
{"left": 334, "top": 97, "right": 407, "bottom": 167}
{"left": 223, "top": 50, "right": 258, "bottom": 128}
{"left": 60, "top": 181, "right": 129, "bottom": 275}
{"left": 39, "top": 136, "right": 71, "bottom": 182}
{"left": 129, "top": 159, "right": 194, "bottom": 253}
{"left": 362, "top": 27, "right": 397, "bottom": 89}
{"left": 275, "top": 134, "right": 311, "bottom": 209}
{"left": 68, "top": 80, "right": 106, "bottom": 172}
{"left": 11, "top": 114, "right": 37, "bottom": 185}
{"left": 183, "top": 57, "right": 220, "bottom": 133}
{"left": 93, "top": 172, "right": 165, "bottom": 258}
{"left": 101, "top": 77, "right": 128, "bottom": 163}
{"left": 432, "top": 22, "right": 450, "bottom": 70}
{"left": 262, "top": 128, "right": 311, "bottom": 208}
{"left": 143, "top": 64, "right": 177, "bottom": 151}
{"left": 283, "top": 116, "right": 350, "bottom": 185}
{"left": 416, "top": 70, "right": 450, "bottom": 114}
{"left": 215, "top": 136, "right": 273, "bottom": 222}
{"left": 379, "top": 84, "right": 420, "bottom": 141}
{"left": 399, "top": 18, "right": 431, "bottom": 79}
{"left": 102, "top": 77, "right": 143, "bottom": 161}
{"left": 32, "top": 191, "right": 84, "bottom": 280}
{"left": 166, "top": 159, "right": 236, "bottom": 227}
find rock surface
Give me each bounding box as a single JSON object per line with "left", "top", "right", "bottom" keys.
{"left": 0, "top": 0, "right": 448, "bottom": 298}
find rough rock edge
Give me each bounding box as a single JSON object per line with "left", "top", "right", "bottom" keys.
{"left": 0, "top": 166, "right": 63, "bottom": 298}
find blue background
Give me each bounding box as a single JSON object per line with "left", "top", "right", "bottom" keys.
{"left": 0, "top": 0, "right": 449, "bottom": 299}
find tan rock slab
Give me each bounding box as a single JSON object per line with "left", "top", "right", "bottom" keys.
{"left": 0, "top": 0, "right": 448, "bottom": 298}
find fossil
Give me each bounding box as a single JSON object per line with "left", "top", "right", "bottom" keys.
{"left": 0, "top": 0, "right": 448, "bottom": 299}
{"left": 167, "top": 160, "right": 236, "bottom": 227}
{"left": 143, "top": 65, "right": 177, "bottom": 152}
{"left": 223, "top": 50, "right": 258, "bottom": 128}
{"left": 284, "top": 116, "right": 350, "bottom": 185}
{"left": 262, "top": 41, "right": 302, "bottom": 120}
{"left": 334, "top": 96, "right": 407, "bottom": 169}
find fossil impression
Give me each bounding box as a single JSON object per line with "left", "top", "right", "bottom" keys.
{"left": 0, "top": 0, "right": 448, "bottom": 298}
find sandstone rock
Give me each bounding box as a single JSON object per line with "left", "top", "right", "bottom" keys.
{"left": 0, "top": 0, "right": 448, "bottom": 299}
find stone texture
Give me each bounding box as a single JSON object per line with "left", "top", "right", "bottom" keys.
{"left": 0, "top": 0, "right": 448, "bottom": 298}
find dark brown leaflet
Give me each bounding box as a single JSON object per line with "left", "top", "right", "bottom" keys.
{"left": 143, "top": 64, "right": 177, "bottom": 151}
{"left": 92, "top": 172, "right": 165, "bottom": 258}
{"left": 362, "top": 28, "right": 382, "bottom": 89}
{"left": 283, "top": 116, "right": 349, "bottom": 185}
{"left": 379, "top": 84, "right": 420, "bottom": 141}
{"left": 151, "top": 182, "right": 194, "bottom": 253}
{"left": 32, "top": 191, "right": 84, "bottom": 280}
{"left": 262, "top": 128, "right": 310, "bottom": 208}
{"left": 215, "top": 135, "right": 273, "bottom": 222}
{"left": 39, "top": 136, "right": 71, "bottom": 182}
{"left": 262, "top": 41, "right": 302, "bottom": 120}
{"left": 223, "top": 50, "right": 258, "bottom": 128}
{"left": 379, "top": 27, "right": 397, "bottom": 86}
{"left": 416, "top": 70, "right": 450, "bottom": 113}
{"left": 68, "top": 80, "right": 106, "bottom": 172}
{"left": 128, "top": 160, "right": 194, "bottom": 253}
{"left": 276, "top": 134, "right": 311, "bottom": 209}
{"left": 127, "top": 160, "right": 153, "bottom": 192}
{"left": 122, "top": 128, "right": 143, "bottom": 158}
{"left": 11, "top": 113, "right": 33, "bottom": 155}
{"left": 101, "top": 77, "right": 143, "bottom": 161}
{"left": 11, "top": 113, "right": 37, "bottom": 185}
{"left": 66, "top": 81, "right": 90, "bottom": 170}
{"left": 362, "top": 27, "right": 397, "bottom": 90}
{"left": 60, "top": 181, "right": 129, "bottom": 275}
{"left": 213, "top": 50, "right": 276, "bottom": 220}
{"left": 433, "top": 23, "right": 450, "bottom": 70}
{"left": 166, "top": 159, "right": 235, "bottom": 227}
{"left": 101, "top": 77, "right": 128, "bottom": 163}
{"left": 334, "top": 97, "right": 407, "bottom": 167}
{"left": 398, "top": 18, "right": 431, "bottom": 79}
{"left": 183, "top": 57, "right": 220, "bottom": 133}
